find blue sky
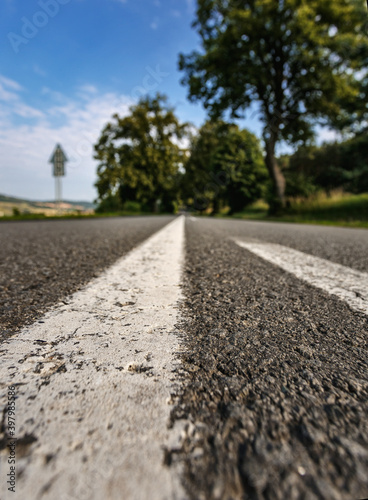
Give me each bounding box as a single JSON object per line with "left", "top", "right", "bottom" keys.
{"left": 0, "top": 0, "right": 335, "bottom": 201}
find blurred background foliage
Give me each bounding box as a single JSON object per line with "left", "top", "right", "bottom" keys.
{"left": 94, "top": 0, "right": 368, "bottom": 221}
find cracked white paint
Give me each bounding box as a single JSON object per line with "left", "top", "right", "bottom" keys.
{"left": 236, "top": 240, "right": 368, "bottom": 315}
{"left": 0, "top": 216, "right": 186, "bottom": 500}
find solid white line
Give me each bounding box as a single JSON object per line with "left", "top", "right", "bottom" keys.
{"left": 0, "top": 217, "right": 186, "bottom": 500}
{"left": 235, "top": 240, "right": 368, "bottom": 315}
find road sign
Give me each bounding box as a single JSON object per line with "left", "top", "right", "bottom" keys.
{"left": 49, "top": 144, "right": 68, "bottom": 210}
{"left": 49, "top": 143, "right": 68, "bottom": 177}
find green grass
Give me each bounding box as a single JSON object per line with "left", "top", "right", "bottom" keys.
{"left": 219, "top": 193, "right": 368, "bottom": 228}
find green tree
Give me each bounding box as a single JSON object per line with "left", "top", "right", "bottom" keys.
{"left": 179, "top": 0, "right": 368, "bottom": 212}
{"left": 214, "top": 125, "right": 268, "bottom": 213}
{"left": 183, "top": 121, "right": 267, "bottom": 213}
{"left": 182, "top": 120, "right": 231, "bottom": 211}
{"left": 285, "top": 132, "right": 368, "bottom": 195}
{"left": 94, "top": 94, "right": 188, "bottom": 213}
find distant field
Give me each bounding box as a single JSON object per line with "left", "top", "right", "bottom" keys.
{"left": 0, "top": 194, "right": 95, "bottom": 218}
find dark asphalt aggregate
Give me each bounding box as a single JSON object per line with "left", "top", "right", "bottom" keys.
{"left": 169, "top": 218, "right": 368, "bottom": 500}
{"left": 0, "top": 216, "right": 367, "bottom": 499}
{"left": 0, "top": 216, "right": 174, "bottom": 341}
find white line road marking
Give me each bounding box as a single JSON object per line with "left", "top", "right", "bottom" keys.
{"left": 235, "top": 240, "right": 368, "bottom": 315}
{"left": 0, "top": 216, "right": 186, "bottom": 500}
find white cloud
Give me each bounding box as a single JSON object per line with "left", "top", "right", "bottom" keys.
{"left": 0, "top": 84, "right": 18, "bottom": 102}
{"left": 78, "top": 84, "right": 98, "bottom": 95}
{"left": 41, "top": 87, "right": 66, "bottom": 102}
{"left": 0, "top": 75, "right": 133, "bottom": 201}
{"left": 0, "top": 76, "right": 44, "bottom": 118}
{"left": 33, "top": 64, "right": 47, "bottom": 77}
{"left": 150, "top": 18, "right": 159, "bottom": 30}
{"left": 0, "top": 77, "right": 22, "bottom": 102}
{"left": 13, "top": 103, "right": 45, "bottom": 119}
{"left": 0, "top": 75, "right": 23, "bottom": 91}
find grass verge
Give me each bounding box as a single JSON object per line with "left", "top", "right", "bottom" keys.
{"left": 220, "top": 193, "right": 368, "bottom": 229}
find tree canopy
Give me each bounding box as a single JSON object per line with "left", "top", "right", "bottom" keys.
{"left": 94, "top": 94, "right": 188, "bottom": 213}
{"left": 179, "top": 0, "right": 368, "bottom": 212}
{"left": 183, "top": 120, "right": 267, "bottom": 213}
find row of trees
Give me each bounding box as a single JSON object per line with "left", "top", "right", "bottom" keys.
{"left": 94, "top": 93, "right": 368, "bottom": 214}
{"left": 178, "top": 0, "right": 368, "bottom": 212}
{"left": 95, "top": 0, "right": 368, "bottom": 214}
{"left": 283, "top": 132, "right": 368, "bottom": 198}
{"left": 94, "top": 95, "right": 268, "bottom": 214}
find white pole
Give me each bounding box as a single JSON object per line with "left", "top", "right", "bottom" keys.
{"left": 55, "top": 177, "right": 62, "bottom": 213}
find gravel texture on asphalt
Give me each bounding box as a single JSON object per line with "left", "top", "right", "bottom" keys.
{"left": 192, "top": 219, "right": 368, "bottom": 272}
{"left": 170, "top": 218, "right": 368, "bottom": 500}
{"left": 0, "top": 216, "right": 174, "bottom": 341}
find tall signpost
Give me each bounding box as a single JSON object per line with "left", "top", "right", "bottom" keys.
{"left": 49, "top": 144, "right": 68, "bottom": 212}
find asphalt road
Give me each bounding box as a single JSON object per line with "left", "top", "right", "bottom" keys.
{"left": 170, "top": 218, "right": 368, "bottom": 500}
{"left": 0, "top": 216, "right": 174, "bottom": 340}
{"left": 0, "top": 216, "right": 367, "bottom": 499}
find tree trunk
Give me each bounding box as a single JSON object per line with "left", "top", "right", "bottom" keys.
{"left": 265, "top": 136, "right": 286, "bottom": 214}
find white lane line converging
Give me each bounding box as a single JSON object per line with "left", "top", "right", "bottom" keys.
{"left": 235, "top": 240, "right": 368, "bottom": 315}
{"left": 0, "top": 216, "right": 186, "bottom": 500}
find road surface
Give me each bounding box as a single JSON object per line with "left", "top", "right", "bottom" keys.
{"left": 0, "top": 216, "right": 367, "bottom": 500}
{"left": 0, "top": 216, "right": 174, "bottom": 340}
